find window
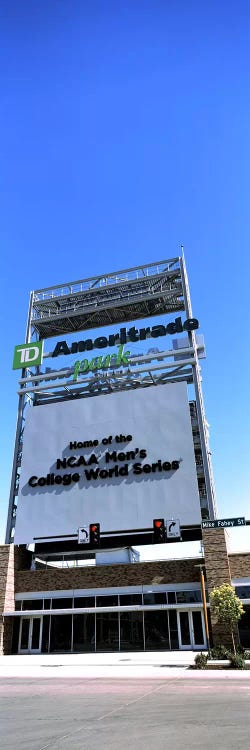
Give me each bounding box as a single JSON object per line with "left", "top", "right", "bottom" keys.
{"left": 74, "top": 597, "right": 95, "bottom": 608}
{"left": 73, "top": 614, "right": 95, "bottom": 652}
{"left": 238, "top": 606, "right": 250, "bottom": 648}
{"left": 144, "top": 611, "right": 170, "bottom": 650}
{"left": 22, "top": 599, "right": 43, "bottom": 610}
{"left": 235, "top": 586, "right": 250, "bottom": 600}
{"left": 50, "top": 615, "right": 72, "bottom": 652}
{"left": 96, "top": 612, "right": 119, "bottom": 651}
{"left": 96, "top": 595, "right": 118, "bottom": 607}
{"left": 51, "top": 598, "right": 73, "bottom": 609}
{"left": 120, "top": 612, "right": 144, "bottom": 651}
{"left": 168, "top": 610, "right": 179, "bottom": 649}
{"left": 120, "top": 594, "right": 142, "bottom": 606}
{"left": 176, "top": 591, "right": 202, "bottom": 604}
{"left": 41, "top": 616, "right": 50, "bottom": 653}
{"left": 143, "top": 592, "right": 167, "bottom": 605}
{"left": 167, "top": 592, "right": 176, "bottom": 604}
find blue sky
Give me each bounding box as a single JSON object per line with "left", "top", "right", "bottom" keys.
{"left": 1, "top": 1, "right": 250, "bottom": 543}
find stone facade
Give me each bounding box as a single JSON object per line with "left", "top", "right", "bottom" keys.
{"left": 202, "top": 530, "right": 250, "bottom": 648}
{"left": 0, "top": 545, "right": 15, "bottom": 655}
{"left": 229, "top": 553, "right": 250, "bottom": 579}
{"left": 16, "top": 558, "right": 201, "bottom": 595}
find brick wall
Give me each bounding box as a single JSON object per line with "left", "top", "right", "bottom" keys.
{"left": 202, "top": 529, "right": 232, "bottom": 589}
{"left": 229, "top": 553, "right": 250, "bottom": 579}
{"left": 16, "top": 558, "right": 201, "bottom": 594}
{"left": 202, "top": 529, "right": 237, "bottom": 647}
{"left": 0, "top": 545, "right": 15, "bottom": 655}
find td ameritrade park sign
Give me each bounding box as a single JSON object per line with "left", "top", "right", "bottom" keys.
{"left": 13, "top": 343, "right": 131, "bottom": 380}
{"left": 13, "top": 316, "right": 199, "bottom": 375}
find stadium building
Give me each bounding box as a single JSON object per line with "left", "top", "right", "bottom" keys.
{"left": 1, "top": 256, "right": 250, "bottom": 654}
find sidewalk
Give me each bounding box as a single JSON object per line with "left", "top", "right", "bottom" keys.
{"left": 1, "top": 652, "right": 249, "bottom": 679}
{"left": 0, "top": 650, "right": 195, "bottom": 678}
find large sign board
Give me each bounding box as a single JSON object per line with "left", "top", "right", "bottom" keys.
{"left": 14, "top": 382, "right": 201, "bottom": 543}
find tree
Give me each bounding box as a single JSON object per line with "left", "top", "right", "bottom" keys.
{"left": 210, "top": 583, "right": 244, "bottom": 655}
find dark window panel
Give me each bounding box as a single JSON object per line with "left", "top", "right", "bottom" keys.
{"left": 41, "top": 616, "right": 50, "bottom": 653}
{"left": 96, "top": 596, "right": 118, "bottom": 608}
{"left": 31, "top": 618, "right": 41, "bottom": 650}
{"left": 192, "top": 611, "right": 204, "bottom": 646}
{"left": 51, "top": 598, "right": 73, "bottom": 609}
{"left": 143, "top": 593, "right": 167, "bottom": 605}
{"left": 50, "top": 615, "right": 72, "bottom": 652}
{"left": 144, "top": 611, "right": 170, "bottom": 650}
{"left": 96, "top": 612, "right": 119, "bottom": 651}
{"left": 176, "top": 591, "right": 201, "bottom": 604}
{"left": 119, "top": 594, "right": 142, "bottom": 606}
{"left": 179, "top": 611, "right": 191, "bottom": 646}
{"left": 74, "top": 597, "right": 95, "bottom": 608}
{"left": 238, "top": 606, "right": 250, "bottom": 648}
{"left": 22, "top": 600, "right": 44, "bottom": 610}
{"left": 235, "top": 586, "right": 250, "bottom": 599}
{"left": 120, "top": 611, "right": 144, "bottom": 651}
{"left": 20, "top": 619, "right": 29, "bottom": 650}
{"left": 167, "top": 592, "right": 176, "bottom": 604}
{"left": 168, "top": 609, "right": 179, "bottom": 649}
{"left": 12, "top": 618, "right": 20, "bottom": 653}
{"left": 73, "top": 614, "right": 95, "bottom": 652}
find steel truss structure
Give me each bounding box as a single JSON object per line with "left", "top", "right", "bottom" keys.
{"left": 6, "top": 256, "right": 217, "bottom": 543}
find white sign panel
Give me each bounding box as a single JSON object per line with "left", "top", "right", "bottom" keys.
{"left": 15, "top": 382, "right": 201, "bottom": 543}
{"left": 78, "top": 526, "right": 89, "bottom": 544}
{"left": 166, "top": 519, "right": 181, "bottom": 539}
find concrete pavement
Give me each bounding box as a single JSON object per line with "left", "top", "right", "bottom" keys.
{"left": 1, "top": 673, "right": 250, "bottom": 750}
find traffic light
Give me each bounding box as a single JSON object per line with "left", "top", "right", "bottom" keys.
{"left": 89, "top": 523, "right": 100, "bottom": 547}
{"left": 153, "top": 518, "right": 166, "bottom": 543}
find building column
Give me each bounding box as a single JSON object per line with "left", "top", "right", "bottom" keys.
{"left": 0, "top": 545, "right": 15, "bottom": 655}
{"left": 202, "top": 528, "right": 238, "bottom": 648}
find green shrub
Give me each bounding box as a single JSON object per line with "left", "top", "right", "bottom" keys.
{"left": 229, "top": 654, "right": 245, "bottom": 670}
{"left": 243, "top": 650, "right": 250, "bottom": 660}
{"left": 209, "top": 645, "right": 230, "bottom": 660}
{"left": 236, "top": 644, "right": 245, "bottom": 655}
{"left": 194, "top": 652, "right": 208, "bottom": 669}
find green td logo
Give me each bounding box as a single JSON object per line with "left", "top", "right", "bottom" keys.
{"left": 13, "top": 341, "right": 44, "bottom": 370}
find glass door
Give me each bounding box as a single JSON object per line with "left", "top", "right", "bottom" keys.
{"left": 191, "top": 611, "right": 205, "bottom": 649}
{"left": 19, "top": 617, "right": 42, "bottom": 654}
{"left": 177, "top": 610, "right": 206, "bottom": 650}
{"left": 177, "top": 611, "right": 191, "bottom": 649}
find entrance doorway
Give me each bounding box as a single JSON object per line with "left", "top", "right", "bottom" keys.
{"left": 177, "top": 610, "right": 205, "bottom": 649}
{"left": 18, "top": 617, "right": 42, "bottom": 654}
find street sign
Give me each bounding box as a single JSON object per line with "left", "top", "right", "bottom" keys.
{"left": 166, "top": 519, "right": 181, "bottom": 539}
{"left": 78, "top": 526, "right": 89, "bottom": 544}
{"left": 202, "top": 517, "right": 246, "bottom": 529}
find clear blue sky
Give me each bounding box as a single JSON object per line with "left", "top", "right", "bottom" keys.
{"left": 1, "top": 1, "right": 250, "bottom": 543}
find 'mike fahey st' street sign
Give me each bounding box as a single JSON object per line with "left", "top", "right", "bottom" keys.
{"left": 202, "top": 517, "right": 246, "bottom": 529}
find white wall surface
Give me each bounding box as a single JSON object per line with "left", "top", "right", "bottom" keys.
{"left": 15, "top": 382, "right": 201, "bottom": 543}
